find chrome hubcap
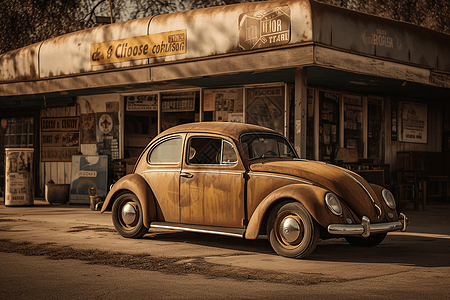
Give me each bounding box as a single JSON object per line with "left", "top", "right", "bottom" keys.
{"left": 122, "top": 203, "right": 137, "bottom": 225}
{"left": 280, "top": 216, "right": 301, "bottom": 243}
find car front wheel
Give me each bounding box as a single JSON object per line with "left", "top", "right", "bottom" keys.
{"left": 112, "top": 192, "right": 148, "bottom": 238}
{"left": 267, "top": 201, "right": 320, "bottom": 258}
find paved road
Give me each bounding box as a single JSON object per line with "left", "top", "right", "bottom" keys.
{"left": 1, "top": 199, "right": 449, "bottom": 299}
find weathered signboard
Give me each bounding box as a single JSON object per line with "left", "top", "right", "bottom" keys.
{"left": 41, "top": 117, "right": 79, "bottom": 162}
{"left": 90, "top": 30, "right": 187, "bottom": 66}
{"left": 161, "top": 91, "right": 195, "bottom": 112}
{"left": 126, "top": 94, "right": 158, "bottom": 111}
{"left": 239, "top": 6, "right": 291, "bottom": 50}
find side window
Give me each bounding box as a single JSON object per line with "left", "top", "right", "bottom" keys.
{"left": 188, "top": 137, "right": 238, "bottom": 165}
{"left": 148, "top": 137, "right": 182, "bottom": 164}
{"left": 188, "top": 137, "right": 222, "bottom": 165}
{"left": 221, "top": 141, "right": 238, "bottom": 164}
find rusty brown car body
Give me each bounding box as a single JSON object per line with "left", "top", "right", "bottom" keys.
{"left": 102, "top": 122, "right": 408, "bottom": 258}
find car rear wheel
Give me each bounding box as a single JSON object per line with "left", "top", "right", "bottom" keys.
{"left": 112, "top": 192, "right": 148, "bottom": 238}
{"left": 344, "top": 233, "right": 387, "bottom": 247}
{"left": 267, "top": 201, "right": 320, "bottom": 258}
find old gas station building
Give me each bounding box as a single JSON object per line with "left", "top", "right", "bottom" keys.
{"left": 1, "top": 0, "right": 449, "bottom": 207}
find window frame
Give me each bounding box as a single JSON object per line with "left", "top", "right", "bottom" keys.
{"left": 186, "top": 136, "right": 239, "bottom": 166}
{"left": 147, "top": 135, "right": 183, "bottom": 165}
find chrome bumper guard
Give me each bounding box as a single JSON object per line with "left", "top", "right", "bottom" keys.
{"left": 327, "top": 213, "right": 409, "bottom": 238}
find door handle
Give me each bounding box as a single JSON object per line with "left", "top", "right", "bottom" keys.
{"left": 180, "top": 172, "right": 194, "bottom": 178}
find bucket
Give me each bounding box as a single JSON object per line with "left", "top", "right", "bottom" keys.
{"left": 5, "top": 148, "right": 34, "bottom": 206}
{"left": 45, "top": 184, "right": 70, "bottom": 204}
{"left": 90, "top": 195, "right": 103, "bottom": 211}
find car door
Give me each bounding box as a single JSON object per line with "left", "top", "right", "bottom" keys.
{"left": 179, "top": 134, "right": 246, "bottom": 228}
{"left": 140, "top": 134, "right": 185, "bottom": 223}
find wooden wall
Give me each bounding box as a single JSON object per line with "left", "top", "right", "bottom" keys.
{"left": 39, "top": 106, "right": 77, "bottom": 195}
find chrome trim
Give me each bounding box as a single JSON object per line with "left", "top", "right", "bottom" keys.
{"left": 361, "top": 216, "right": 370, "bottom": 237}
{"left": 344, "top": 171, "right": 375, "bottom": 204}
{"left": 250, "top": 173, "right": 312, "bottom": 185}
{"left": 186, "top": 170, "right": 243, "bottom": 176}
{"left": 141, "top": 169, "right": 181, "bottom": 173}
{"left": 374, "top": 204, "right": 382, "bottom": 219}
{"left": 399, "top": 213, "right": 409, "bottom": 232}
{"left": 327, "top": 213, "right": 408, "bottom": 236}
{"left": 180, "top": 172, "right": 193, "bottom": 178}
{"left": 150, "top": 223, "right": 244, "bottom": 238}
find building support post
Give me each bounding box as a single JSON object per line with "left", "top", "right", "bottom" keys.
{"left": 294, "top": 67, "right": 307, "bottom": 158}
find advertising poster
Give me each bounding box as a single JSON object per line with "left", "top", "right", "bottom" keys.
{"left": 399, "top": 101, "right": 427, "bottom": 144}
{"left": 80, "top": 113, "right": 96, "bottom": 144}
{"left": 246, "top": 86, "right": 284, "bottom": 134}
{"left": 5, "top": 148, "right": 34, "bottom": 206}
{"left": 203, "top": 88, "right": 243, "bottom": 122}
{"left": 69, "top": 155, "right": 108, "bottom": 204}
{"left": 96, "top": 112, "right": 119, "bottom": 159}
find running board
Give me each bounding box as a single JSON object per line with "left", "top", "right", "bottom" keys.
{"left": 150, "top": 222, "right": 245, "bottom": 238}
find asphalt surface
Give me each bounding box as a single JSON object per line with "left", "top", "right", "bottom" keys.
{"left": 1, "top": 198, "right": 449, "bottom": 299}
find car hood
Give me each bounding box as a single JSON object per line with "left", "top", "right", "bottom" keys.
{"left": 250, "top": 160, "right": 385, "bottom": 222}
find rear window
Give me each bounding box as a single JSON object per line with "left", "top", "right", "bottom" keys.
{"left": 148, "top": 136, "right": 182, "bottom": 164}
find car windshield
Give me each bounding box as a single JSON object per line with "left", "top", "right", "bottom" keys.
{"left": 240, "top": 133, "right": 298, "bottom": 160}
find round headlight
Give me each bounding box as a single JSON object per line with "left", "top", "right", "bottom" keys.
{"left": 382, "top": 189, "right": 396, "bottom": 210}
{"left": 325, "top": 193, "right": 343, "bottom": 216}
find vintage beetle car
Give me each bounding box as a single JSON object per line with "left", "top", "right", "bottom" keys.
{"left": 102, "top": 122, "right": 408, "bottom": 258}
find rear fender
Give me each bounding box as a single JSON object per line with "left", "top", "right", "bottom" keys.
{"left": 245, "top": 184, "right": 346, "bottom": 239}
{"left": 101, "top": 174, "right": 156, "bottom": 228}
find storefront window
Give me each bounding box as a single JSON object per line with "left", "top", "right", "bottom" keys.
{"left": 161, "top": 91, "right": 200, "bottom": 132}
{"left": 203, "top": 88, "right": 243, "bottom": 122}
{"left": 319, "top": 91, "right": 340, "bottom": 162}
{"left": 3, "top": 118, "right": 34, "bottom": 148}
{"left": 246, "top": 86, "right": 285, "bottom": 134}
{"left": 343, "top": 94, "right": 363, "bottom": 157}
{"left": 368, "top": 98, "right": 383, "bottom": 159}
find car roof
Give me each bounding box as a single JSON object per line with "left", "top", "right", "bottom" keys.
{"left": 156, "top": 122, "right": 278, "bottom": 141}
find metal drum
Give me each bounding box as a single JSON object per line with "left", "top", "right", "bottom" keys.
{"left": 5, "top": 148, "right": 34, "bottom": 206}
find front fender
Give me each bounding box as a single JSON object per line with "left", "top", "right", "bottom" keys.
{"left": 245, "top": 184, "right": 350, "bottom": 239}
{"left": 101, "top": 173, "right": 156, "bottom": 228}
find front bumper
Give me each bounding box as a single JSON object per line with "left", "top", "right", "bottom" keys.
{"left": 327, "top": 213, "right": 409, "bottom": 238}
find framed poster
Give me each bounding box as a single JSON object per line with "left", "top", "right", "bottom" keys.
{"left": 399, "top": 101, "right": 427, "bottom": 143}
{"left": 69, "top": 155, "right": 108, "bottom": 204}
{"left": 246, "top": 86, "right": 285, "bottom": 134}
